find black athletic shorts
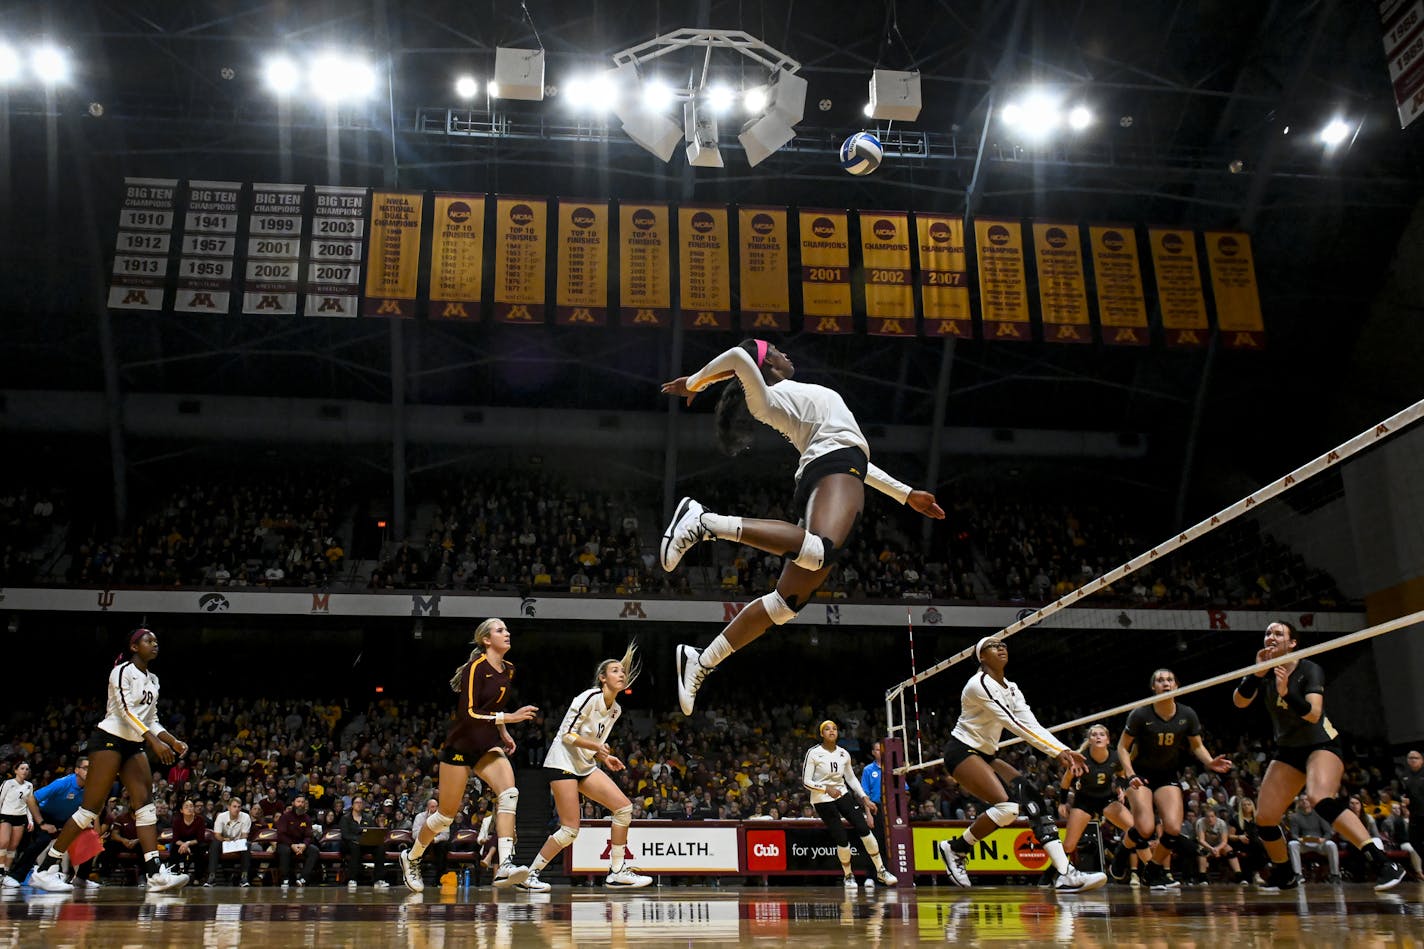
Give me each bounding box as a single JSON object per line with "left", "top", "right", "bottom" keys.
{"left": 439, "top": 741, "right": 505, "bottom": 766}
{"left": 0, "top": 814, "right": 28, "bottom": 827}
{"left": 1071, "top": 793, "right": 1115, "bottom": 819}
{"left": 792, "top": 446, "right": 869, "bottom": 516}
{"left": 86, "top": 728, "right": 146, "bottom": 762}
{"left": 1271, "top": 740, "right": 1343, "bottom": 774}
{"left": 942, "top": 736, "right": 989, "bottom": 775}
{"left": 543, "top": 767, "right": 593, "bottom": 784}
{"left": 1135, "top": 767, "right": 1181, "bottom": 792}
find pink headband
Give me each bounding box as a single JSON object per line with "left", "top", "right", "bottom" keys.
{"left": 754, "top": 339, "right": 769, "bottom": 366}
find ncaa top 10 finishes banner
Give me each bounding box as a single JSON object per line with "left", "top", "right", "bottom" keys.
{"left": 174, "top": 181, "right": 241, "bottom": 315}
{"left": 109, "top": 177, "right": 178, "bottom": 311}
{"left": 305, "top": 186, "right": 368, "bottom": 319}
{"left": 1089, "top": 225, "right": 1149, "bottom": 345}
{"left": 243, "top": 183, "right": 305, "bottom": 316}
{"left": 494, "top": 196, "right": 548, "bottom": 324}
{"left": 428, "top": 194, "right": 486, "bottom": 320}
{"left": 679, "top": 205, "right": 732, "bottom": 331}
{"left": 619, "top": 202, "right": 671, "bottom": 327}
{"left": 799, "top": 208, "right": 853, "bottom": 334}
{"left": 737, "top": 206, "right": 791, "bottom": 333}
{"left": 915, "top": 213, "right": 972, "bottom": 339}
{"left": 363, "top": 191, "right": 423, "bottom": 318}
{"left": 555, "top": 199, "right": 609, "bottom": 326}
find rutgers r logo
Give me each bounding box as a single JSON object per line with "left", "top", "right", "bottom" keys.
{"left": 97, "top": 590, "right": 116, "bottom": 611}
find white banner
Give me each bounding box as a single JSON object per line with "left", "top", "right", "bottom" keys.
{"left": 0, "top": 587, "right": 1363, "bottom": 634}
{"left": 109, "top": 177, "right": 178, "bottom": 311}
{"left": 567, "top": 822, "right": 741, "bottom": 874}
{"left": 242, "top": 184, "right": 305, "bottom": 316}
{"left": 306, "top": 186, "right": 368, "bottom": 319}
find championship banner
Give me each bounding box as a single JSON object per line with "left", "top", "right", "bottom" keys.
{"left": 109, "top": 177, "right": 178, "bottom": 311}
{"left": 1204, "top": 230, "right": 1265, "bottom": 349}
{"left": 567, "top": 821, "right": 741, "bottom": 874}
{"left": 915, "top": 213, "right": 973, "bottom": 339}
{"left": 362, "top": 191, "right": 423, "bottom": 318}
{"left": 619, "top": 202, "right": 671, "bottom": 328}
{"left": 174, "top": 180, "right": 240, "bottom": 315}
{"left": 305, "top": 186, "right": 367, "bottom": 319}
{"left": 1382, "top": 0, "right": 1424, "bottom": 128}
{"left": 911, "top": 825, "right": 1052, "bottom": 876}
{"left": 737, "top": 206, "right": 791, "bottom": 333}
{"left": 1089, "top": 224, "right": 1149, "bottom": 346}
{"left": 555, "top": 199, "right": 609, "bottom": 326}
{"left": 799, "top": 208, "right": 853, "bottom": 334}
{"left": 678, "top": 205, "right": 732, "bottom": 331}
{"left": 493, "top": 195, "right": 547, "bottom": 324}
{"left": 1148, "top": 227, "right": 1209, "bottom": 347}
{"left": 243, "top": 183, "right": 305, "bottom": 316}
{"left": 1032, "top": 222, "right": 1091, "bottom": 343}
{"left": 974, "top": 218, "right": 1031, "bottom": 341}
{"left": 428, "top": 193, "right": 485, "bottom": 321}
{"left": 859, "top": 210, "right": 916, "bottom": 337}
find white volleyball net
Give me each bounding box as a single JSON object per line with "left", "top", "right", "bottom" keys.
{"left": 886, "top": 396, "right": 1424, "bottom": 775}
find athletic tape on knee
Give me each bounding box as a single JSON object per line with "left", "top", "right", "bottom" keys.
{"left": 552, "top": 825, "right": 579, "bottom": 848}
{"left": 134, "top": 803, "right": 158, "bottom": 827}
{"left": 497, "top": 787, "right": 519, "bottom": 815}
{"left": 611, "top": 805, "right": 633, "bottom": 828}
{"left": 1312, "top": 796, "right": 1346, "bottom": 824}
{"left": 71, "top": 807, "right": 98, "bottom": 831}
{"left": 986, "top": 802, "right": 1019, "bottom": 827}
{"left": 759, "top": 590, "right": 797, "bottom": 625}
{"left": 791, "top": 532, "right": 825, "bottom": 570}
{"left": 1256, "top": 822, "right": 1283, "bottom": 842}
{"left": 426, "top": 811, "right": 454, "bottom": 835}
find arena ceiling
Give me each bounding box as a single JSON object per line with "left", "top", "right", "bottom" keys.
{"left": 2, "top": 0, "right": 1423, "bottom": 497}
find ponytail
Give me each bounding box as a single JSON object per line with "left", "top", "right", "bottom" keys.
{"left": 450, "top": 617, "right": 501, "bottom": 693}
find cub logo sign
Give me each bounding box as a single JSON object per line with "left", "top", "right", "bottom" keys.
{"left": 1013, "top": 831, "right": 1049, "bottom": 871}
{"left": 746, "top": 830, "right": 786, "bottom": 872}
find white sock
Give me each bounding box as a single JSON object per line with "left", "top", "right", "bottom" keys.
{"left": 409, "top": 839, "right": 427, "bottom": 860}
{"left": 837, "top": 846, "right": 852, "bottom": 876}
{"left": 700, "top": 512, "right": 742, "bottom": 542}
{"left": 700, "top": 633, "right": 735, "bottom": 669}
{"left": 610, "top": 846, "right": 626, "bottom": 873}
{"left": 498, "top": 837, "right": 514, "bottom": 864}
{"left": 530, "top": 852, "right": 549, "bottom": 872}
{"left": 1044, "top": 839, "right": 1070, "bottom": 875}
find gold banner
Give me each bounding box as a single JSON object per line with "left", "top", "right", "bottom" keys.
{"left": 363, "top": 191, "right": 423, "bottom": 318}
{"left": 1088, "top": 225, "right": 1148, "bottom": 346}
{"left": 737, "top": 206, "right": 790, "bottom": 333}
{"left": 974, "top": 218, "right": 1031, "bottom": 341}
{"left": 555, "top": 199, "right": 609, "bottom": 327}
{"left": 1149, "top": 228, "right": 1209, "bottom": 347}
{"left": 915, "top": 213, "right": 972, "bottom": 339}
{"left": 799, "top": 208, "right": 853, "bottom": 334}
{"left": 1205, "top": 230, "right": 1265, "bottom": 349}
{"left": 619, "top": 202, "right": 671, "bottom": 328}
{"left": 494, "top": 195, "right": 547, "bottom": 324}
{"left": 678, "top": 205, "right": 732, "bottom": 331}
{"left": 860, "top": 210, "right": 916, "bottom": 337}
{"left": 1032, "top": 222, "right": 1091, "bottom": 343}
{"left": 911, "top": 825, "right": 1053, "bottom": 875}
{"left": 427, "top": 194, "right": 485, "bottom": 320}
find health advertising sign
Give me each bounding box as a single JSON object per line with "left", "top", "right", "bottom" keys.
{"left": 567, "top": 822, "right": 741, "bottom": 874}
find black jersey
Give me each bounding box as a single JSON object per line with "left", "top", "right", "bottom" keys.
{"left": 1263, "top": 659, "right": 1338, "bottom": 747}
{"left": 1401, "top": 769, "right": 1424, "bottom": 815}
{"left": 1124, "top": 702, "right": 1202, "bottom": 773}
{"left": 1073, "top": 752, "right": 1120, "bottom": 799}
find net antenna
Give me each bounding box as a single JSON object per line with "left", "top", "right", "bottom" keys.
{"left": 886, "top": 395, "right": 1424, "bottom": 775}
{"left": 901, "top": 609, "right": 924, "bottom": 765}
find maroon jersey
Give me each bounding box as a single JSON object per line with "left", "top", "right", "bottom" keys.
{"left": 442, "top": 654, "right": 515, "bottom": 760}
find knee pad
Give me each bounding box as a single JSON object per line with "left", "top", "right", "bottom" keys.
{"left": 134, "top": 803, "right": 158, "bottom": 828}
{"left": 986, "top": 802, "right": 1019, "bottom": 828}
{"left": 552, "top": 825, "right": 579, "bottom": 849}
{"left": 611, "top": 805, "right": 633, "bottom": 828}
{"left": 1127, "top": 827, "right": 1150, "bottom": 849}
{"left": 759, "top": 590, "right": 798, "bottom": 626}
{"left": 860, "top": 833, "right": 880, "bottom": 856}
{"left": 1256, "top": 822, "right": 1283, "bottom": 842}
{"left": 1312, "top": 796, "right": 1346, "bottom": 824}
{"left": 791, "top": 532, "right": 826, "bottom": 570}
{"left": 497, "top": 787, "right": 519, "bottom": 815}
{"left": 71, "top": 808, "right": 98, "bottom": 831}
{"left": 1160, "top": 832, "right": 1187, "bottom": 850}
{"left": 426, "top": 811, "right": 454, "bottom": 835}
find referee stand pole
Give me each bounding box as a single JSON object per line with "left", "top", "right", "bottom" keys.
{"left": 881, "top": 737, "right": 915, "bottom": 888}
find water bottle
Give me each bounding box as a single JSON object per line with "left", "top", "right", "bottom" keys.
{"left": 461, "top": 867, "right": 470, "bottom": 890}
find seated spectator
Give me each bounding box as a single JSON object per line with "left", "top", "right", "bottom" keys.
{"left": 1289, "top": 795, "right": 1340, "bottom": 881}
{"left": 169, "top": 798, "right": 208, "bottom": 879}
{"left": 205, "top": 797, "right": 252, "bottom": 886}
{"left": 341, "top": 796, "right": 388, "bottom": 888}
{"left": 276, "top": 795, "right": 321, "bottom": 886}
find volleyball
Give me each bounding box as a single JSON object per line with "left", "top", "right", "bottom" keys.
{"left": 839, "top": 131, "right": 883, "bottom": 176}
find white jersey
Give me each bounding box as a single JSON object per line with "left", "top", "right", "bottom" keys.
{"left": 686, "top": 346, "right": 913, "bottom": 503}
{"left": 0, "top": 779, "right": 33, "bottom": 817}
{"left": 802, "top": 744, "right": 867, "bottom": 806}
{"left": 96, "top": 661, "right": 164, "bottom": 743}
{"left": 214, "top": 810, "right": 252, "bottom": 840}
{"left": 543, "top": 688, "right": 622, "bottom": 777}
{"left": 951, "top": 670, "right": 1069, "bottom": 759}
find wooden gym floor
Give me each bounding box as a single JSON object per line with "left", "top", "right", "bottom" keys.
{"left": 2, "top": 882, "right": 1421, "bottom": 947}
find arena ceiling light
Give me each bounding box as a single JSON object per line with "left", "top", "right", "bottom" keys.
{"left": 309, "top": 53, "right": 377, "bottom": 103}
{"left": 611, "top": 28, "right": 804, "bottom": 168}
{"left": 1000, "top": 90, "right": 1095, "bottom": 140}
{"left": 1067, "top": 105, "right": 1093, "bottom": 130}
{"left": 262, "top": 56, "right": 301, "bottom": 96}
{"left": 454, "top": 75, "right": 479, "bottom": 99}
{"left": 1318, "top": 117, "right": 1352, "bottom": 147}
{"left": 564, "top": 71, "right": 617, "bottom": 113}
{"left": 29, "top": 43, "right": 69, "bottom": 84}
{"left": 0, "top": 43, "right": 21, "bottom": 84}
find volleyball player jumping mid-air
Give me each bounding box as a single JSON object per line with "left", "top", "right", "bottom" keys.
{"left": 935, "top": 637, "right": 1107, "bottom": 893}
{"left": 660, "top": 340, "right": 943, "bottom": 715}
